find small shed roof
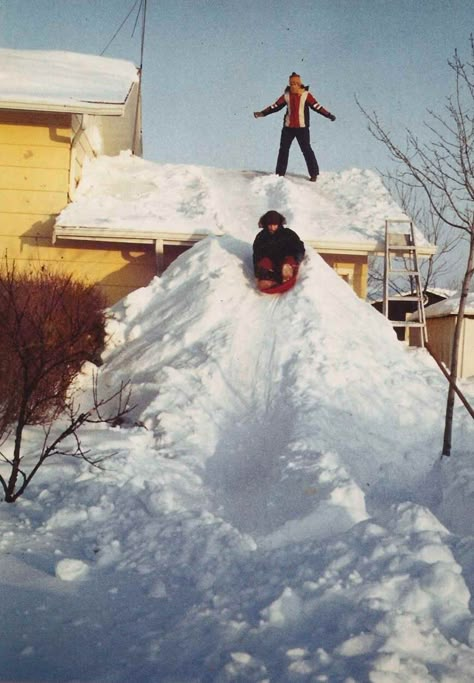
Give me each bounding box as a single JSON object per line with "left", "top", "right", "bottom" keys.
{"left": 54, "top": 152, "right": 437, "bottom": 255}
{"left": 0, "top": 49, "right": 139, "bottom": 115}
{"left": 424, "top": 292, "right": 474, "bottom": 318}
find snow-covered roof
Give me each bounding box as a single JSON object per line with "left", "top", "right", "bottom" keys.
{"left": 54, "top": 152, "right": 436, "bottom": 253}
{"left": 370, "top": 287, "right": 456, "bottom": 306}
{"left": 0, "top": 49, "right": 139, "bottom": 115}
{"left": 425, "top": 292, "right": 474, "bottom": 318}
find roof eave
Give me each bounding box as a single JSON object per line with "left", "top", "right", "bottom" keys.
{"left": 307, "top": 240, "right": 379, "bottom": 255}
{"left": 0, "top": 100, "right": 126, "bottom": 116}
{"left": 52, "top": 226, "right": 212, "bottom": 245}
{"left": 52, "top": 227, "right": 437, "bottom": 256}
{"left": 299, "top": 239, "right": 436, "bottom": 257}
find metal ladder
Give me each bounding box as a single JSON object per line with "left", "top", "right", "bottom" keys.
{"left": 383, "top": 219, "right": 428, "bottom": 346}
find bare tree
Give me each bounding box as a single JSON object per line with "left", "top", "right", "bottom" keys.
{"left": 359, "top": 36, "right": 474, "bottom": 456}
{"left": 0, "top": 263, "right": 133, "bottom": 502}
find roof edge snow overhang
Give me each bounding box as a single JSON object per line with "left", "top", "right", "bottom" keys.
{"left": 52, "top": 227, "right": 437, "bottom": 257}
{"left": 307, "top": 240, "right": 378, "bottom": 256}
{"left": 52, "top": 226, "right": 212, "bottom": 245}
{"left": 0, "top": 100, "right": 127, "bottom": 116}
{"left": 0, "top": 81, "right": 138, "bottom": 117}
{"left": 308, "top": 240, "right": 437, "bottom": 257}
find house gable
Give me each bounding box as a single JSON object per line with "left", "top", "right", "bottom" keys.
{"left": 0, "top": 50, "right": 142, "bottom": 298}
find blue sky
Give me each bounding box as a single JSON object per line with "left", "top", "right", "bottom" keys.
{"left": 1, "top": 0, "right": 472, "bottom": 178}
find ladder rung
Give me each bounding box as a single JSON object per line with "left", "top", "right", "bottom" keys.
{"left": 387, "top": 295, "right": 420, "bottom": 301}
{"left": 389, "top": 321, "right": 426, "bottom": 328}
{"left": 387, "top": 233, "right": 412, "bottom": 242}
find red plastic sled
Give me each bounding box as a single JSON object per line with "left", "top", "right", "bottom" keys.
{"left": 256, "top": 265, "right": 299, "bottom": 294}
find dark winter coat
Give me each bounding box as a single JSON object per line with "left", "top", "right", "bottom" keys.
{"left": 253, "top": 226, "right": 305, "bottom": 276}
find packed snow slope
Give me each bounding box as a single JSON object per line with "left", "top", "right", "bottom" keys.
{"left": 1, "top": 236, "right": 474, "bottom": 683}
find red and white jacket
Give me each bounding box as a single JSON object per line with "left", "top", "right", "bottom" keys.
{"left": 262, "top": 87, "right": 333, "bottom": 128}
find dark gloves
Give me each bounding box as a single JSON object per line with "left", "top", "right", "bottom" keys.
{"left": 328, "top": 113, "right": 336, "bottom": 122}
{"left": 254, "top": 111, "right": 264, "bottom": 118}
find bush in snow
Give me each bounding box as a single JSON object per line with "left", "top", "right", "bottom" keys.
{"left": 0, "top": 262, "right": 131, "bottom": 503}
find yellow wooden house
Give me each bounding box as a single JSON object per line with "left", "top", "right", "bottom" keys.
{"left": 0, "top": 48, "right": 150, "bottom": 301}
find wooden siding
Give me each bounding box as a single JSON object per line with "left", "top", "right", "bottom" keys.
{"left": 426, "top": 315, "right": 474, "bottom": 379}
{"left": 1, "top": 165, "right": 69, "bottom": 192}
{"left": 0, "top": 188, "right": 69, "bottom": 215}
{"left": 0, "top": 110, "right": 71, "bottom": 264}
{"left": 2, "top": 233, "right": 155, "bottom": 305}
{"left": 0, "top": 111, "right": 71, "bottom": 145}
{"left": 70, "top": 114, "right": 97, "bottom": 199}
{"left": 0, "top": 110, "right": 153, "bottom": 305}
{"left": 0, "top": 212, "right": 56, "bottom": 239}
{"left": 461, "top": 317, "right": 474, "bottom": 378}
{"left": 0, "top": 145, "right": 69, "bottom": 168}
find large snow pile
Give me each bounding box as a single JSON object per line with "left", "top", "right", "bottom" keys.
{"left": 1, "top": 233, "right": 474, "bottom": 682}
{"left": 56, "top": 151, "right": 424, "bottom": 247}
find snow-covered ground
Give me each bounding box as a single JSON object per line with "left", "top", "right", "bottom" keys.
{"left": 1, "top": 168, "right": 474, "bottom": 682}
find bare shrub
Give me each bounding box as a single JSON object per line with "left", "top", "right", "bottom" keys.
{"left": 0, "top": 262, "right": 131, "bottom": 502}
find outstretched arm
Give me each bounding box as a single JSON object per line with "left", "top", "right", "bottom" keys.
{"left": 307, "top": 93, "right": 336, "bottom": 121}
{"left": 254, "top": 95, "right": 286, "bottom": 118}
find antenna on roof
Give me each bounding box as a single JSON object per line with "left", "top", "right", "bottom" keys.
{"left": 134, "top": 0, "right": 147, "bottom": 71}
{"left": 99, "top": 0, "right": 147, "bottom": 156}
{"left": 132, "top": 0, "right": 147, "bottom": 155}
{"left": 100, "top": 0, "right": 141, "bottom": 56}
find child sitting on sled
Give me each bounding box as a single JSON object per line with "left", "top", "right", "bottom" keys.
{"left": 253, "top": 210, "right": 305, "bottom": 292}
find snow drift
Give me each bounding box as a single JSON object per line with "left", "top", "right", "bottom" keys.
{"left": 1, "top": 182, "right": 474, "bottom": 682}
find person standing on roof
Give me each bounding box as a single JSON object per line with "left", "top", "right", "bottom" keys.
{"left": 254, "top": 72, "right": 336, "bottom": 182}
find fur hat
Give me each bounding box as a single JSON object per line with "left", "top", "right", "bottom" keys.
{"left": 258, "top": 210, "right": 286, "bottom": 229}
{"left": 287, "top": 72, "right": 307, "bottom": 92}
{"left": 289, "top": 71, "right": 302, "bottom": 83}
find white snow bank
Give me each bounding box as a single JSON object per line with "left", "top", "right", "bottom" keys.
{"left": 101, "top": 236, "right": 445, "bottom": 508}
{"left": 56, "top": 151, "right": 427, "bottom": 247}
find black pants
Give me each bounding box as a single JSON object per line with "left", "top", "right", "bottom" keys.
{"left": 275, "top": 127, "right": 319, "bottom": 178}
